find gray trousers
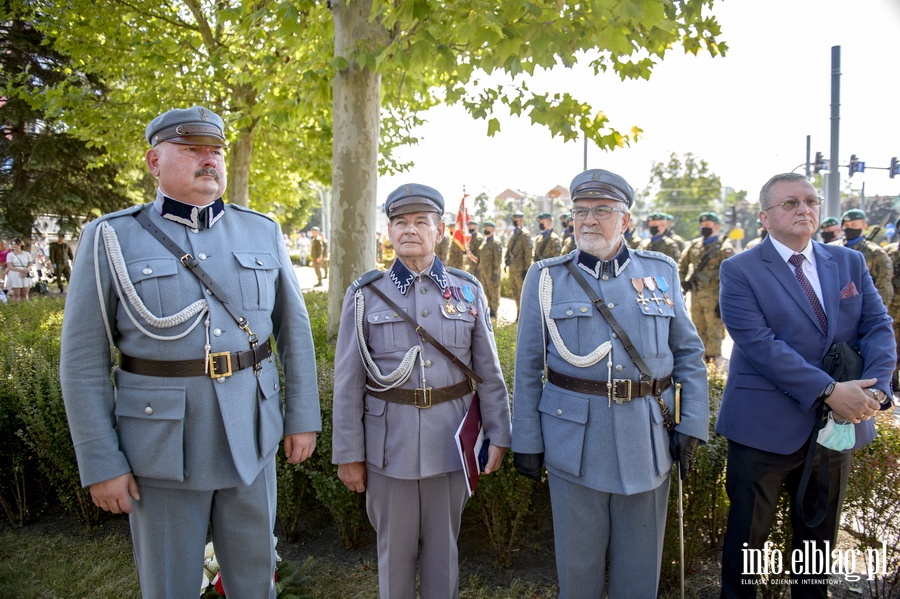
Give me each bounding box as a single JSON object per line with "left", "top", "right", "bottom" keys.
{"left": 129, "top": 460, "right": 277, "bottom": 599}
{"left": 549, "top": 472, "right": 670, "bottom": 599}
{"left": 366, "top": 469, "right": 468, "bottom": 599}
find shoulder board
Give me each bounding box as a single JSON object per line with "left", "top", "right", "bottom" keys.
{"left": 93, "top": 203, "right": 146, "bottom": 224}
{"left": 633, "top": 249, "right": 678, "bottom": 266}
{"left": 537, "top": 253, "right": 575, "bottom": 269}
{"left": 445, "top": 266, "right": 480, "bottom": 286}
{"left": 351, "top": 269, "right": 385, "bottom": 290}
{"left": 229, "top": 203, "right": 276, "bottom": 223}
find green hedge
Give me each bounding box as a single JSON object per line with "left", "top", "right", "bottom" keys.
{"left": 3, "top": 295, "right": 900, "bottom": 596}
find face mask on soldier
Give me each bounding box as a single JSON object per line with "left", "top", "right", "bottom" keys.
{"left": 701, "top": 227, "right": 714, "bottom": 238}
{"left": 842, "top": 227, "right": 863, "bottom": 241}
{"left": 539, "top": 222, "right": 546, "bottom": 231}
{"left": 649, "top": 225, "right": 660, "bottom": 236}
{"left": 821, "top": 230, "right": 836, "bottom": 243}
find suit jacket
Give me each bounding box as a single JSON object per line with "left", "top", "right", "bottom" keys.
{"left": 331, "top": 259, "right": 511, "bottom": 479}
{"left": 60, "top": 195, "right": 321, "bottom": 490}
{"left": 716, "top": 237, "right": 895, "bottom": 454}
{"left": 512, "top": 248, "right": 709, "bottom": 496}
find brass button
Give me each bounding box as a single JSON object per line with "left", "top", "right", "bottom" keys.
{"left": 566, "top": 309, "right": 573, "bottom": 316}
{"left": 580, "top": 306, "right": 588, "bottom": 313}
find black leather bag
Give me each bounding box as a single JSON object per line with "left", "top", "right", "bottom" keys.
{"left": 822, "top": 342, "right": 864, "bottom": 382}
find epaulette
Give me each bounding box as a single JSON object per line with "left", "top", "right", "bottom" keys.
{"left": 230, "top": 203, "right": 277, "bottom": 223}
{"left": 93, "top": 204, "right": 145, "bottom": 224}
{"left": 351, "top": 269, "right": 385, "bottom": 290}
{"left": 444, "top": 266, "right": 480, "bottom": 286}
{"left": 633, "top": 249, "right": 678, "bottom": 267}
{"left": 537, "top": 253, "right": 575, "bottom": 269}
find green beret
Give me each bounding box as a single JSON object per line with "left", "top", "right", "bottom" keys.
{"left": 483, "top": 220, "right": 496, "bottom": 228}
{"left": 647, "top": 212, "right": 666, "bottom": 221}
{"left": 820, "top": 216, "right": 839, "bottom": 228}
{"left": 699, "top": 212, "right": 721, "bottom": 224}
{"left": 664, "top": 213, "right": 676, "bottom": 221}
{"left": 537, "top": 212, "right": 552, "bottom": 220}
{"left": 512, "top": 211, "right": 525, "bottom": 218}
{"left": 466, "top": 220, "right": 479, "bottom": 226}
{"left": 841, "top": 208, "right": 866, "bottom": 223}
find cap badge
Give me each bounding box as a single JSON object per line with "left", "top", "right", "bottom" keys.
{"left": 403, "top": 185, "right": 413, "bottom": 195}
{"left": 198, "top": 107, "right": 212, "bottom": 122}
{"left": 591, "top": 171, "right": 603, "bottom": 181}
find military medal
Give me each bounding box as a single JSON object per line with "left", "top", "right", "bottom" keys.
{"left": 631, "top": 278, "right": 650, "bottom": 308}
{"left": 655, "top": 275, "right": 675, "bottom": 308}
{"left": 469, "top": 306, "right": 479, "bottom": 318}
{"left": 442, "top": 287, "right": 457, "bottom": 315}
{"left": 643, "top": 276, "right": 663, "bottom": 306}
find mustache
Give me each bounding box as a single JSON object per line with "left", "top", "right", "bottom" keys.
{"left": 195, "top": 167, "right": 220, "bottom": 180}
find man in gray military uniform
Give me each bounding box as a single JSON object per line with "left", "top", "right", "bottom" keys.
{"left": 59, "top": 107, "right": 321, "bottom": 599}
{"left": 512, "top": 169, "right": 709, "bottom": 598}
{"left": 332, "top": 183, "right": 512, "bottom": 599}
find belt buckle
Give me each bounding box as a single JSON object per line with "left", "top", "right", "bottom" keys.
{"left": 612, "top": 379, "right": 632, "bottom": 405}
{"left": 414, "top": 387, "right": 433, "bottom": 409}
{"left": 209, "top": 351, "right": 233, "bottom": 379}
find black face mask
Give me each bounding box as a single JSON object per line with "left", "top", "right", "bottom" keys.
{"left": 701, "top": 227, "right": 714, "bottom": 239}
{"left": 539, "top": 222, "right": 546, "bottom": 231}
{"left": 649, "top": 225, "right": 660, "bottom": 236}
{"left": 484, "top": 230, "right": 492, "bottom": 237}
{"left": 843, "top": 227, "right": 863, "bottom": 241}
{"left": 820, "top": 230, "right": 836, "bottom": 243}
{"left": 468, "top": 227, "right": 477, "bottom": 234}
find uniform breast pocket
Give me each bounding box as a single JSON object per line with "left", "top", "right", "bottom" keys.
{"left": 233, "top": 252, "right": 280, "bottom": 311}
{"left": 115, "top": 385, "right": 186, "bottom": 481}
{"left": 548, "top": 301, "right": 593, "bottom": 347}
{"left": 438, "top": 308, "right": 476, "bottom": 348}
{"left": 126, "top": 257, "right": 180, "bottom": 317}
{"left": 639, "top": 309, "right": 674, "bottom": 358}
{"left": 367, "top": 309, "right": 414, "bottom": 354}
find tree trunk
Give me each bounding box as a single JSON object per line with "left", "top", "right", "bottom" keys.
{"left": 227, "top": 84, "right": 258, "bottom": 208}
{"left": 328, "top": 0, "right": 385, "bottom": 337}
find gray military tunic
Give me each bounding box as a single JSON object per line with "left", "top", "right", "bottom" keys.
{"left": 332, "top": 257, "right": 511, "bottom": 599}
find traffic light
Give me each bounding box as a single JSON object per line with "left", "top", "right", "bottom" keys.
{"left": 848, "top": 154, "right": 865, "bottom": 177}
{"left": 813, "top": 151, "right": 826, "bottom": 174}
{"left": 891, "top": 157, "right": 899, "bottom": 179}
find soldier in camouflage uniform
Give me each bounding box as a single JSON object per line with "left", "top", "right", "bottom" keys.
{"left": 819, "top": 216, "right": 842, "bottom": 243}
{"left": 743, "top": 219, "right": 767, "bottom": 250}
{"left": 832, "top": 209, "right": 893, "bottom": 306}
{"left": 446, "top": 223, "right": 465, "bottom": 269}
{"left": 638, "top": 212, "right": 681, "bottom": 261}
{"left": 884, "top": 217, "right": 900, "bottom": 395}
{"left": 533, "top": 212, "right": 562, "bottom": 261}
{"left": 465, "top": 220, "right": 482, "bottom": 276}
{"left": 623, "top": 219, "right": 641, "bottom": 249}
{"left": 678, "top": 211, "right": 735, "bottom": 362}
{"left": 663, "top": 213, "right": 685, "bottom": 252}
{"left": 478, "top": 221, "right": 503, "bottom": 319}
{"left": 505, "top": 211, "right": 533, "bottom": 321}
{"left": 560, "top": 214, "right": 576, "bottom": 254}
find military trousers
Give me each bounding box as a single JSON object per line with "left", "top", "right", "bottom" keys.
{"left": 129, "top": 460, "right": 278, "bottom": 599}
{"left": 366, "top": 469, "right": 468, "bottom": 599}
{"left": 690, "top": 289, "right": 723, "bottom": 358}
{"left": 508, "top": 270, "right": 526, "bottom": 320}
{"left": 548, "top": 472, "right": 670, "bottom": 599}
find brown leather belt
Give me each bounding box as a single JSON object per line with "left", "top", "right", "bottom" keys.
{"left": 119, "top": 340, "right": 272, "bottom": 379}
{"left": 547, "top": 369, "right": 672, "bottom": 404}
{"left": 366, "top": 379, "right": 474, "bottom": 409}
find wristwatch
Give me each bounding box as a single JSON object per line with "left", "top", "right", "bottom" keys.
{"left": 821, "top": 381, "right": 836, "bottom": 399}
{"left": 869, "top": 388, "right": 887, "bottom": 404}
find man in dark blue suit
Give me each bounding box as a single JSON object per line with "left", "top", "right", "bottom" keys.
{"left": 717, "top": 173, "right": 895, "bottom": 598}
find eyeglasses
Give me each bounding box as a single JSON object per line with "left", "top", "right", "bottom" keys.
{"left": 570, "top": 206, "right": 626, "bottom": 221}
{"left": 764, "top": 197, "right": 823, "bottom": 212}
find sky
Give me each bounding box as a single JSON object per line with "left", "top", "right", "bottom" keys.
{"left": 377, "top": 0, "right": 900, "bottom": 216}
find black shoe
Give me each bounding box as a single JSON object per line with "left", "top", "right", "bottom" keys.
{"left": 314, "top": 282, "right": 323, "bottom": 287}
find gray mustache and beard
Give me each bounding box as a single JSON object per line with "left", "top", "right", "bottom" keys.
{"left": 576, "top": 229, "right": 623, "bottom": 260}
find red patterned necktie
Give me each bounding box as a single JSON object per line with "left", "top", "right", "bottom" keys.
{"left": 788, "top": 253, "right": 827, "bottom": 334}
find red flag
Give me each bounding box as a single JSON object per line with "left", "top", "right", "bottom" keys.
{"left": 452, "top": 194, "right": 470, "bottom": 250}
